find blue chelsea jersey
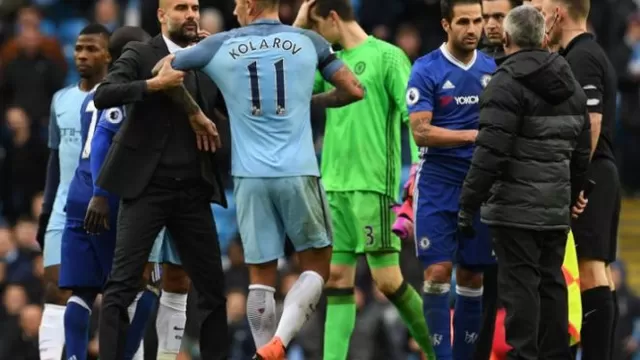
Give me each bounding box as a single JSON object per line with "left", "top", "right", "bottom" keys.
{"left": 407, "top": 44, "right": 496, "bottom": 185}
{"left": 65, "top": 91, "right": 125, "bottom": 224}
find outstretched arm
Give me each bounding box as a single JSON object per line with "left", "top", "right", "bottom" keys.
{"left": 305, "top": 30, "right": 364, "bottom": 108}
{"left": 152, "top": 32, "right": 223, "bottom": 115}
{"left": 311, "top": 66, "right": 365, "bottom": 108}
{"left": 151, "top": 55, "right": 202, "bottom": 116}
{"left": 94, "top": 44, "right": 163, "bottom": 109}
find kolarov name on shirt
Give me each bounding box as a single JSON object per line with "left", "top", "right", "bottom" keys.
{"left": 229, "top": 37, "right": 303, "bottom": 59}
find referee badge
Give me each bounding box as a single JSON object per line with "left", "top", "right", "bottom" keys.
{"left": 481, "top": 74, "right": 492, "bottom": 88}
{"left": 106, "top": 108, "right": 124, "bottom": 124}
{"left": 406, "top": 87, "right": 420, "bottom": 106}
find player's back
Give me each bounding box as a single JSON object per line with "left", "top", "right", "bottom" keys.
{"left": 66, "top": 92, "right": 101, "bottom": 225}
{"left": 204, "top": 21, "right": 321, "bottom": 178}
{"left": 48, "top": 85, "right": 90, "bottom": 230}
{"left": 409, "top": 45, "right": 495, "bottom": 185}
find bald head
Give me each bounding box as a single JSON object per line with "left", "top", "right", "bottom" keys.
{"left": 157, "top": 0, "right": 200, "bottom": 46}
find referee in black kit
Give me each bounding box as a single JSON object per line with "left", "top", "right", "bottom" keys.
{"left": 541, "top": 0, "right": 620, "bottom": 358}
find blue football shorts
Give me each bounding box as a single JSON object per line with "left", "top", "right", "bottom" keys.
{"left": 148, "top": 227, "right": 182, "bottom": 265}
{"left": 414, "top": 177, "right": 495, "bottom": 270}
{"left": 59, "top": 225, "right": 117, "bottom": 289}
{"left": 234, "top": 176, "right": 333, "bottom": 264}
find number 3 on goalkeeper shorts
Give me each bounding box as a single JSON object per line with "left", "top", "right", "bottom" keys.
{"left": 364, "top": 225, "right": 375, "bottom": 246}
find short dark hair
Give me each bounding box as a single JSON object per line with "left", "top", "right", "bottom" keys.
{"left": 109, "top": 26, "right": 151, "bottom": 59}
{"left": 441, "top": 0, "right": 483, "bottom": 21}
{"left": 79, "top": 23, "right": 111, "bottom": 38}
{"left": 483, "top": 0, "right": 523, "bottom": 9}
{"left": 312, "top": 0, "right": 355, "bottom": 21}
{"left": 553, "top": 0, "right": 589, "bottom": 20}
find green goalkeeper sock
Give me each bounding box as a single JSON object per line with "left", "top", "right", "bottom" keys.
{"left": 388, "top": 282, "right": 436, "bottom": 359}
{"left": 323, "top": 288, "right": 356, "bottom": 360}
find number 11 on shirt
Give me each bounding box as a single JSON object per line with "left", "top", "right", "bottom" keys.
{"left": 247, "top": 59, "right": 286, "bottom": 116}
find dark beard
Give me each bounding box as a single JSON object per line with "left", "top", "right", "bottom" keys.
{"left": 168, "top": 24, "right": 198, "bottom": 47}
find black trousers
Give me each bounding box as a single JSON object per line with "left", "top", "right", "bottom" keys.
{"left": 491, "top": 226, "right": 571, "bottom": 360}
{"left": 473, "top": 264, "right": 498, "bottom": 360}
{"left": 99, "top": 178, "right": 228, "bottom": 360}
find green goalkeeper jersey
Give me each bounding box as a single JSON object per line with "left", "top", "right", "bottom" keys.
{"left": 314, "top": 36, "right": 418, "bottom": 199}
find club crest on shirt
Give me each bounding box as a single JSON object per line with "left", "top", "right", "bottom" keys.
{"left": 481, "top": 74, "right": 492, "bottom": 88}
{"left": 406, "top": 87, "right": 420, "bottom": 106}
{"left": 354, "top": 61, "right": 366, "bottom": 75}
{"left": 419, "top": 236, "right": 430, "bottom": 250}
{"left": 106, "top": 108, "right": 123, "bottom": 124}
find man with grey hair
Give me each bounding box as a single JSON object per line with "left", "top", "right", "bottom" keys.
{"left": 458, "top": 4, "right": 592, "bottom": 359}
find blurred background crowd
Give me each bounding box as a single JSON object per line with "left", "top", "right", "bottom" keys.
{"left": 0, "top": 0, "right": 639, "bottom": 359}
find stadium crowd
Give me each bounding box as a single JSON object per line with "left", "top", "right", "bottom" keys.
{"left": 0, "top": 0, "right": 639, "bottom": 359}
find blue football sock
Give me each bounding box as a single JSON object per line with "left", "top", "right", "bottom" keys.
{"left": 64, "top": 292, "right": 98, "bottom": 360}
{"left": 423, "top": 282, "right": 452, "bottom": 360}
{"left": 453, "top": 285, "right": 483, "bottom": 360}
{"left": 123, "top": 289, "right": 158, "bottom": 360}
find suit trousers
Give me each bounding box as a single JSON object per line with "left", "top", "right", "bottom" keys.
{"left": 473, "top": 264, "right": 499, "bottom": 360}
{"left": 99, "top": 177, "right": 228, "bottom": 360}
{"left": 491, "top": 226, "right": 571, "bottom": 360}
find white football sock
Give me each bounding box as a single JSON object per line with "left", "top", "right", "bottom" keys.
{"left": 274, "top": 271, "right": 324, "bottom": 347}
{"left": 247, "top": 284, "right": 277, "bottom": 348}
{"left": 131, "top": 341, "right": 144, "bottom": 360}
{"left": 39, "top": 303, "right": 66, "bottom": 360}
{"left": 156, "top": 291, "right": 187, "bottom": 358}
{"left": 127, "top": 292, "right": 144, "bottom": 360}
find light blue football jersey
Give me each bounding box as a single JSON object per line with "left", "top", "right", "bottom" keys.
{"left": 172, "top": 19, "right": 343, "bottom": 177}
{"left": 47, "top": 85, "right": 90, "bottom": 231}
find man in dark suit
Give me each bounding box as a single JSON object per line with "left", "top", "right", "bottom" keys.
{"left": 92, "top": 0, "right": 228, "bottom": 359}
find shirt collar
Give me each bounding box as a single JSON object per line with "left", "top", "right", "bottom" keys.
{"left": 162, "top": 34, "right": 187, "bottom": 54}
{"left": 559, "top": 32, "right": 593, "bottom": 56}
{"left": 249, "top": 19, "right": 281, "bottom": 26}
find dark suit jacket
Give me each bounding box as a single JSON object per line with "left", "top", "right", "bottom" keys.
{"left": 93, "top": 35, "right": 227, "bottom": 207}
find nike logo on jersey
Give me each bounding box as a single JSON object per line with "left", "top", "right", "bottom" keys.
{"left": 442, "top": 80, "right": 455, "bottom": 89}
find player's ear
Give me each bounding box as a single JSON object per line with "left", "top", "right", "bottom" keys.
{"left": 329, "top": 10, "right": 340, "bottom": 24}
{"left": 441, "top": 18, "right": 450, "bottom": 33}
{"left": 157, "top": 7, "right": 165, "bottom": 25}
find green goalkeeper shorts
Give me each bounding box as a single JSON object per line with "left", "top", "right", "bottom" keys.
{"left": 326, "top": 191, "right": 400, "bottom": 255}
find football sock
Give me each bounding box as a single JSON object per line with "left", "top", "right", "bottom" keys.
{"left": 453, "top": 286, "right": 483, "bottom": 360}
{"left": 64, "top": 293, "right": 97, "bottom": 360}
{"left": 247, "top": 284, "right": 277, "bottom": 348}
{"left": 39, "top": 303, "right": 66, "bottom": 360}
{"left": 156, "top": 291, "right": 187, "bottom": 359}
{"left": 610, "top": 290, "right": 619, "bottom": 360}
{"left": 423, "top": 281, "right": 452, "bottom": 360}
{"left": 274, "top": 271, "right": 324, "bottom": 346}
{"left": 580, "top": 286, "right": 613, "bottom": 360}
{"left": 323, "top": 288, "right": 356, "bottom": 360}
{"left": 386, "top": 281, "right": 435, "bottom": 358}
{"left": 124, "top": 290, "right": 157, "bottom": 360}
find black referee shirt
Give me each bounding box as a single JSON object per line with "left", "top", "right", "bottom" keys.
{"left": 560, "top": 33, "right": 617, "bottom": 162}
